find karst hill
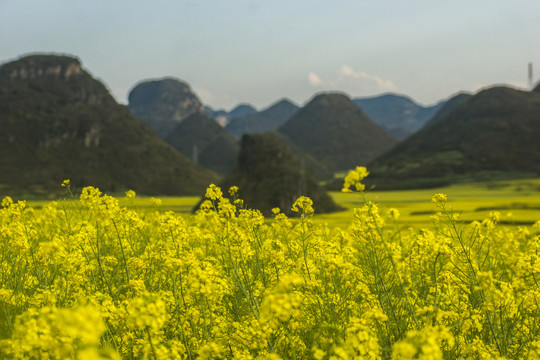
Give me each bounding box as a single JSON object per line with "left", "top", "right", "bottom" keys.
{"left": 278, "top": 92, "right": 398, "bottom": 173}
{"left": 128, "top": 78, "right": 205, "bottom": 139}
{"left": 215, "top": 133, "right": 342, "bottom": 216}
{"left": 368, "top": 86, "right": 540, "bottom": 188}
{"left": 0, "top": 54, "right": 215, "bottom": 196}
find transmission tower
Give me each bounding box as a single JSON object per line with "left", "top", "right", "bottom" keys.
{"left": 528, "top": 62, "right": 533, "bottom": 89}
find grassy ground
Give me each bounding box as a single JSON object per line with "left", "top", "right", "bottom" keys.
{"left": 22, "top": 178, "right": 540, "bottom": 230}
{"left": 122, "top": 196, "right": 201, "bottom": 214}
{"left": 315, "top": 178, "right": 540, "bottom": 229}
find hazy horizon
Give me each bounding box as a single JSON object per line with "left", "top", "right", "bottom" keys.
{"left": 1, "top": 0, "right": 539, "bottom": 110}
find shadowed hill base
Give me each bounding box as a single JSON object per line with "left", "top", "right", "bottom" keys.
{"left": 165, "top": 112, "right": 239, "bottom": 174}
{"left": 263, "top": 131, "right": 333, "bottom": 181}
{"left": 200, "top": 133, "right": 342, "bottom": 217}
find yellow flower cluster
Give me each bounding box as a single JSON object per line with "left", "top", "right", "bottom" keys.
{"left": 342, "top": 166, "right": 370, "bottom": 192}
{"left": 0, "top": 176, "right": 540, "bottom": 359}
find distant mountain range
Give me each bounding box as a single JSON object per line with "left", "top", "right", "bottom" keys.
{"left": 228, "top": 104, "right": 258, "bottom": 118}
{"left": 128, "top": 81, "right": 399, "bottom": 179}
{"left": 205, "top": 103, "right": 257, "bottom": 126}
{"left": 4, "top": 52, "right": 538, "bottom": 197}
{"left": 204, "top": 93, "right": 447, "bottom": 141}
{"left": 352, "top": 94, "right": 446, "bottom": 140}
{"left": 225, "top": 99, "right": 299, "bottom": 138}
{"left": 0, "top": 55, "right": 215, "bottom": 196}
{"left": 368, "top": 86, "right": 540, "bottom": 188}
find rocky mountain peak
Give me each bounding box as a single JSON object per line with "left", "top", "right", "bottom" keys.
{"left": 1, "top": 54, "right": 115, "bottom": 107}
{"left": 2, "top": 54, "right": 83, "bottom": 81}
{"left": 128, "top": 78, "right": 204, "bottom": 138}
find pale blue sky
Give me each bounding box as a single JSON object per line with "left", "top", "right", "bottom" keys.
{"left": 1, "top": 0, "right": 539, "bottom": 110}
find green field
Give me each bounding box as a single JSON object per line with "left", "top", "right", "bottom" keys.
{"left": 23, "top": 177, "right": 540, "bottom": 230}
{"left": 317, "top": 178, "right": 540, "bottom": 229}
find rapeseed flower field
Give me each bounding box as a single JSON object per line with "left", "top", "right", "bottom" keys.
{"left": 1, "top": 169, "right": 540, "bottom": 359}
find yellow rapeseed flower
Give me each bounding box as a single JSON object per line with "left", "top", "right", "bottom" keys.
{"left": 228, "top": 186, "right": 239, "bottom": 196}
{"left": 205, "top": 184, "right": 223, "bottom": 201}
{"left": 1, "top": 196, "right": 13, "bottom": 208}
{"left": 387, "top": 207, "right": 400, "bottom": 221}
{"left": 291, "top": 196, "right": 314, "bottom": 215}
{"left": 342, "top": 166, "right": 369, "bottom": 192}
{"left": 1, "top": 179, "right": 539, "bottom": 359}
{"left": 125, "top": 189, "right": 136, "bottom": 199}
{"left": 431, "top": 193, "right": 447, "bottom": 204}
{"left": 150, "top": 197, "right": 162, "bottom": 207}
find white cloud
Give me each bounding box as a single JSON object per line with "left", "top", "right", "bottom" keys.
{"left": 307, "top": 65, "right": 397, "bottom": 95}
{"left": 337, "top": 65, "right": 397, "bottom": 91}
{"left": 308, "top": 72, "right": 322, "bottom": 86}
